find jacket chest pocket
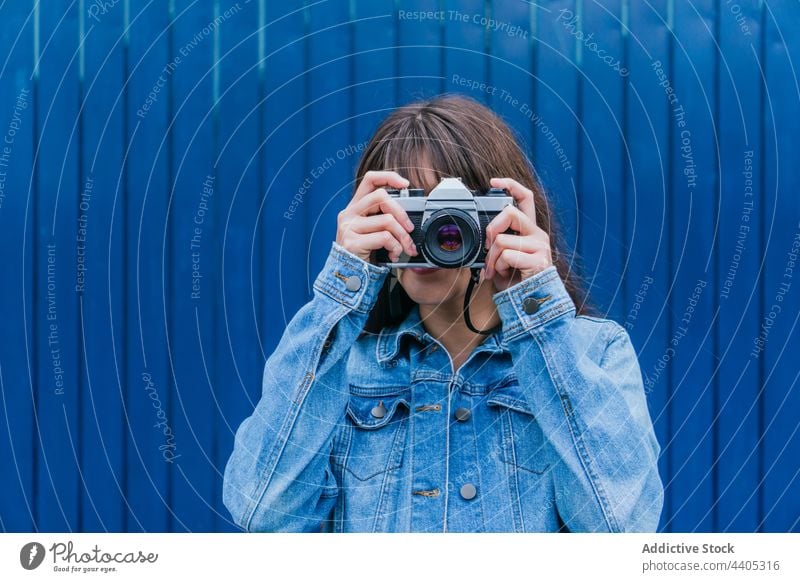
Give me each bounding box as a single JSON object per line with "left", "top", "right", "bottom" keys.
{"left": 343, "top": 387, "right": 410, "bottom": 482}
{"left": 486, "top": 382, "right": 550, "bottom": 476}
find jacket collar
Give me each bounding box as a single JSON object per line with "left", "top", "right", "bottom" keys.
{"left": 375, "top": 303, "right": 508, "bottom": 363}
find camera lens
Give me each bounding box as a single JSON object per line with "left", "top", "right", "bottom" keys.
{"left": 436, "top": 223, "right": 462, "bottom": 252}
{"left": 420, "top": 209, "right": 480, "bottom": 268}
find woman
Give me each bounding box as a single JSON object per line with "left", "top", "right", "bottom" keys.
{"left": 223, "top": 95, "right": 663, "bottom": 532}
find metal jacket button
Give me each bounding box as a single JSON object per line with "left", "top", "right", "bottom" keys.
{"left": 460, "top": 483, "right": 477, "bottom": 500}
{"left": 371, "top": 400, "right": 387, "bottom": 418}
{"left": 522, "top": 296, "right": 540, "bottom": 314}
{"left": 345, "top": 275, "right": 362, "bottom": 292}
{"left": 454, "top": 407, "right": 471, "bottom": 422}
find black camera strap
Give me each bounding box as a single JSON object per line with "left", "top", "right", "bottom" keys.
{"left": 463, "top": 268, "right": 502, "bottom": 335}
{"left": 388, "top": 271, "right": 404, "bottom": 321}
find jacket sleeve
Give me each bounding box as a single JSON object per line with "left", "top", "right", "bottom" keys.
{"left": 223, "top": 241, "right": 389, "bottom": 532}
{"left": 492, "top": 266, "right": 664, "bottom": 532}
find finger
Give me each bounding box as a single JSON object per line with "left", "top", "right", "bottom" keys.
{"left": 354, "top": 170, "right": 409, "bottom": 201}
{"left": 484, "top": 234, "right": 531, "bottom": 279}
{"left": 349, "top": 214, "right": 418, "bottom": 256}
{"left": 494, "top": 248, "right": 533, "bottom": 277}
{"left": 346, "top": 230, "right": 404, "bottom": 262}
{"left": 350, "top": 189, "right": 415, "bottom": 232}
{"left": 490, "top": 177, "right": 535, "bottom": 221}
{"left": 485, "top": 205, "right": 535, "bottom": 250}
{"left": 492, "top": 233, "right": 540, "bottom": 254}
{"left": 483, "top": 238, "right": 502, "bottom": 280}
{"left": 496, "top": 247, "right": 552, "bottom": 278}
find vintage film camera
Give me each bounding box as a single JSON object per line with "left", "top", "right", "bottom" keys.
{"left": 374, "top": 177, "right": 516, "bottom": 268}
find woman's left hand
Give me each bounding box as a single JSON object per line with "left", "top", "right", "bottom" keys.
{"left": 483, "top": 177, "right": 554, "bottom": 292}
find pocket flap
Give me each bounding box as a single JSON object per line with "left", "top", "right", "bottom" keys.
{"left": 346, "top": 389, "right": 410, "bottom": 430}
{"left": 485, "top": 376, "right": 535, "bottom": 416}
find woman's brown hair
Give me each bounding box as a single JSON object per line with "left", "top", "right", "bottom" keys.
{"left": 357, "top": 94, "right": 593, "bottom": 333}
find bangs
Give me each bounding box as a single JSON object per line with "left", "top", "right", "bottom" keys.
{"left": 369, "top": 112, "right": 488, "bottom": 194}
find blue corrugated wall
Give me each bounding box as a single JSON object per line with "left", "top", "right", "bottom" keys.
{"left": 0, "top": 0, "right": 798, "bottom": 532}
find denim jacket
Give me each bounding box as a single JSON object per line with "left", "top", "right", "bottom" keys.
{"left": 223, "top": 241, "right": 664, "bottom": 532}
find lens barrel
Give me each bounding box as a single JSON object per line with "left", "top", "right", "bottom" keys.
{"left": 420, "top": 208, "right": 481, "bottom": 268}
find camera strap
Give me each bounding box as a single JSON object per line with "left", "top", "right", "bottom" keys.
{"left": 388, "top": 270, "right": 404, "bottom": 321}
{"left": 463, "top": 268, "right": 502, "bottom": 336}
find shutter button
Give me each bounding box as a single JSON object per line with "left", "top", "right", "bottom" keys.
{"left": 460, "top": 483, "right": 477, "bottom": 500}
{"left": 371, "top": 400, "right": 387, "bottom": 419}
{"left": 345, "top": 275, "right": 362, "bottom": 292}
{"left": 454, "top": 407, "right": 471, "bottom": 422}
{"left": 522, "top": 296, "right": 540, "bottom": 315}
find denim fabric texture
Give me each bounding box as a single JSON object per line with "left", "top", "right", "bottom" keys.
{"left": 223, "top": 241, "right": 664, "bottom": 532}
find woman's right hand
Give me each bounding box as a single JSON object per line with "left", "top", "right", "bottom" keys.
{"left": 336, "top": 170, "right": 419, "bottom": 264}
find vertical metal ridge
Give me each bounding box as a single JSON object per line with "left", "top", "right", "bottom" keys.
{"left": 575, "top": 0, "right": 584, "bottom": 277}
{"left": 484, "top": 0, "right": 492, "bottom": 98}
{"left": 665, "top": 0, "right": 675, "bottom": 532}
{"left": 438, "top": 0, "right": 444, "bottom": 95}
{"left": 393, "top": 0, "right": 399, "bottom": 105}
{"left": 210, "top": 0, "right": 221, "bottom": 532}
{"left": 529, "top": 2, "right": 538, "bottom": 165}
{"left": 121, "top": 0, "right": 131, "bottom": 532}
{"left": 212, "top": 0, "right": 220, "bottom": 111}
{"left": 620, "top": 0, "right": 629, "bottom": 37}
{"left": 575, "top": 0, "right": 584, "bottom": 68}
{"left": 32, "top": 0, "right": 40, "bottom": 79}
{"left": 166, "top": 0, "right": 175, "bottom": 532}
{"left": 256, "top": 0, "right": 265, "bottom": 407}
{"left": 257, "top": 0, "right": 265, "bottom": 74}
{"left": 711, "top": 0, "right": 721, "bottom": 533}
{"left": 30, "top": 0, "right": 41, "bottom": 531}
{"left": 302, "top": 0, "right": 311, "bottom": 297}
{"left": 78, "top": 0, "right": 85, "bottom": 82}
{"left": 621, "top": 0, "right": 630, "bottom": 311}
{"left": 348, "top": 0, "right": 355, "bottom": 176}
{"left": 76, "top": 0, "right": 86, "bottom": 532}
{"left": 756, "top": 0, "right": 766, "bottom": 533}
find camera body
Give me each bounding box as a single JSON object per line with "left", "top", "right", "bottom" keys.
{"left": 374, "top": 177, "right": 516, "bottom": 269}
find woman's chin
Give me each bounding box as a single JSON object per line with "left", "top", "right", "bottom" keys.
{"left": 398, "top": 269, "right": 460, "bottom": 305}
